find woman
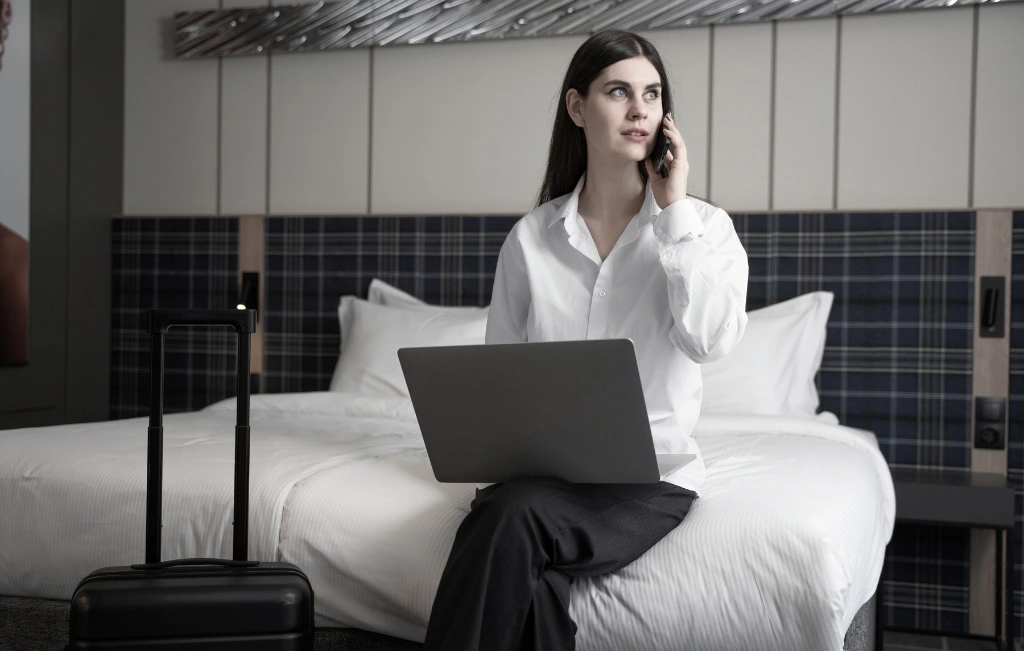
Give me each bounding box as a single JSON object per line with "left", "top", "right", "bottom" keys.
{"left": 423, "top": 29, "right": 749, "bottom": 651}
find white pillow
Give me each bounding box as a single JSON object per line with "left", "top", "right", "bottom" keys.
{"left": 700, "top": 291, "right": 833, "bottom": 418}
{"left": 367, "top": 278, "right": 489, "bottom": 315}
{"left": 329, "top": 296, "right": 488, "bottom": 397}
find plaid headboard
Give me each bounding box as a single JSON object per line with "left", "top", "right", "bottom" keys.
{"left": 110, "top": 218, "right": 239, "bottom": 419}
{"left": 261, "top": 214, "right": 975, "bottom": 460}
{"left": 262, "top": 216, "right": 519, "bottom": 394}
{"left": 735, "top": 214, "right": 975, "bottom": 468}
{"left": 1010, "top": 211, "right": 1024, "bottom": 642}
{"left": 113, "top": 211, "right": 1003, "bottom": 636}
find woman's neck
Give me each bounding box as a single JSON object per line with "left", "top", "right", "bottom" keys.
{"left": 577, "top": 158, "right": 646, "bottom": 226}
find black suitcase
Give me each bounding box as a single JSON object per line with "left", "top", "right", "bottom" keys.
{"left": 68, "top": 309, "right": 314, "bottom": 650}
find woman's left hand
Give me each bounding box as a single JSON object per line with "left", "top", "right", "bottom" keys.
{"left": 644, "top": 112, "right": 689, "bottom": 210}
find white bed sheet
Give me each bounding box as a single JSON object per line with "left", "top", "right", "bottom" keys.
{"left": 0, "top": 391, "right": 893, "bottom": 651}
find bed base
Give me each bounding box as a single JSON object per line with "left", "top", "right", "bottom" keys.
{"left": 0, "top": 591, "right": 877, "bottom": 651}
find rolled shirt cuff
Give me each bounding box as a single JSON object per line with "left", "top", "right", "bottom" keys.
{"left": 652, "top": 197, "right": 706, "bottom": 246}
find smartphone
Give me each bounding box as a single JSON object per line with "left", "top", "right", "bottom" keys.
{"left": 651, "top": 126, "right": 671, "bottom": 178}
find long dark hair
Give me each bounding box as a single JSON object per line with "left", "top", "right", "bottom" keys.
{"left": 536, "top": 29, "right": 712, "bottom": 209}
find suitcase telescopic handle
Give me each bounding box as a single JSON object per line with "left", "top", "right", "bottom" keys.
{"left": 144, "top": 309, "right": 257, "bottom": 565}
{"left": 147, "top": 309, "right": 256, "bottom": 334}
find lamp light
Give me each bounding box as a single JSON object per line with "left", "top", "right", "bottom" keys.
{"left": 236, "top": 272, "right": 259, "bottom": 321}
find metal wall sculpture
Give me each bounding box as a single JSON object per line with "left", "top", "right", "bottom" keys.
{"left": 174, "top": 0, "right": 1008, "bottom": 57}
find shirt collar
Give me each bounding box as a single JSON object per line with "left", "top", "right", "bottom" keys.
{"left": 548, "top": 171, "right": 661, "bottom": 235}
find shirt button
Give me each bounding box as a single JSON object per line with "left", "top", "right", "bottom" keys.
{"left": 655, "top": 227, "right": 664, "bottom": 235}
{"left": 598, "top": 290, "right": 607, "bottom": 298}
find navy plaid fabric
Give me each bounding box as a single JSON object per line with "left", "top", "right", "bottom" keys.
{"left": 262, "top": 216, "right": 519, "bottom": 394}
{"left": 732, "top": 213, "right": 976, "bottom": 633}
{"left": 733, "top": 213, "right": 975, "bottom": 468}
{"left": 1010, "top": 211, "right": 1024, "bottom": 642}
{"left": 110, "top": 218, "right": 239, "bottom": 420}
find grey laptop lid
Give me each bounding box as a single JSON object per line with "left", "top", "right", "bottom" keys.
{"left": 398, "top": 339, "right": 694, "bottom": 484}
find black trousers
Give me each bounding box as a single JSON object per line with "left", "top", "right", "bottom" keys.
{"left": 422, "top": 478, "right": 698, "bottom": 651}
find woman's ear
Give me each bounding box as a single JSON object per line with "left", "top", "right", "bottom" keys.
{"left": 565, "top": 89, "right": 584, "bottom": 128}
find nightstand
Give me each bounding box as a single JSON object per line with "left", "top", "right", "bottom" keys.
{"left": 878, "top": 467, "right": 1015, "bottom": 651}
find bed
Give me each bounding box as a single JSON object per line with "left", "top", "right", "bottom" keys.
{"left": 1, "top": 392, "right": 890, "bottom": 651}
{"left": 0, "top": 283, "right": 894, "bottom": 650}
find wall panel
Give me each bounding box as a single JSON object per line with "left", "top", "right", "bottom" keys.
{"left": 371, "top": 37, "right": 584, "bottom": 215}
{"left": 219, "top": 0, "right": 269, "bottom": 215}
{"left": 773, "top": 18, "right": 837, "bottom": 211}
{"left": 123, "top": 0, "right": 219, "bottom": 215}
{"left": 709, "top": 23, "right": 773, "bottom": 212}
{"left": 269, "top": 50, "right": 370, "bottom": 215}
{"left": 836, "top": 8, "right": 973, "bottom": 210}
{"left": 973, "top": 3, "right": 1024, "bottom": 209}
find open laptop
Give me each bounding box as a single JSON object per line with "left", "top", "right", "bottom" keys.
{"left": 397, "top": 339, "right": 695, "bottom": 483}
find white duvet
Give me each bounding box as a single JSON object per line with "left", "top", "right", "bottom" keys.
{"left": 0, "top": 391, "right": 894, "bottom": 651}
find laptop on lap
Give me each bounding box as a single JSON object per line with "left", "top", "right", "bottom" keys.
{"left": 397, "top": 339, "right": 695, "bottom": 483}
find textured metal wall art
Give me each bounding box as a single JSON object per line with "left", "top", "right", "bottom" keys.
{"left": 174, "top": 0, "right": 1010, "bottom": 57}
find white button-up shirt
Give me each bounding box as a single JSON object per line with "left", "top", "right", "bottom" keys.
{"left": 485, "top": 172, "right": 749, "bottom": 494}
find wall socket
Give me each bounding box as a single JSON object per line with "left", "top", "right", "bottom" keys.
{"left": 973, "top": 396, "right": 1007, "bottom": 450}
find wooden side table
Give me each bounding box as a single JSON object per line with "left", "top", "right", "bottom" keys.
{"left": 877, "top": 467, "right": 1015, "bottom": 650}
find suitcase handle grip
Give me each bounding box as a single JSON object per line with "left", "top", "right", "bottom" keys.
{"left": 130, "top": 558, "right": 261, "bottom": 571}
{"left": 147, "top": 309, "right": 256, "bottom": 334}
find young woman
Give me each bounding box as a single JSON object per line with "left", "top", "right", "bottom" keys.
{"left": 423, "top": 29, "right": 750, "bottom": 651}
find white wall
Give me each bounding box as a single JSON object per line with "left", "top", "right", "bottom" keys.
{"left": 123, "top": 2, "right": 1024, "bottom": 216}
{"left": 0, "top": 0, "right": 31, "bottom": 241}
{"left": 974, "top": 2, "right": 1024, "bottom": 208}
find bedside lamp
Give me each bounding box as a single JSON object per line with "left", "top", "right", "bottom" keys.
{"left": 236, "top": 272, "right": 259, "bottom": 322}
